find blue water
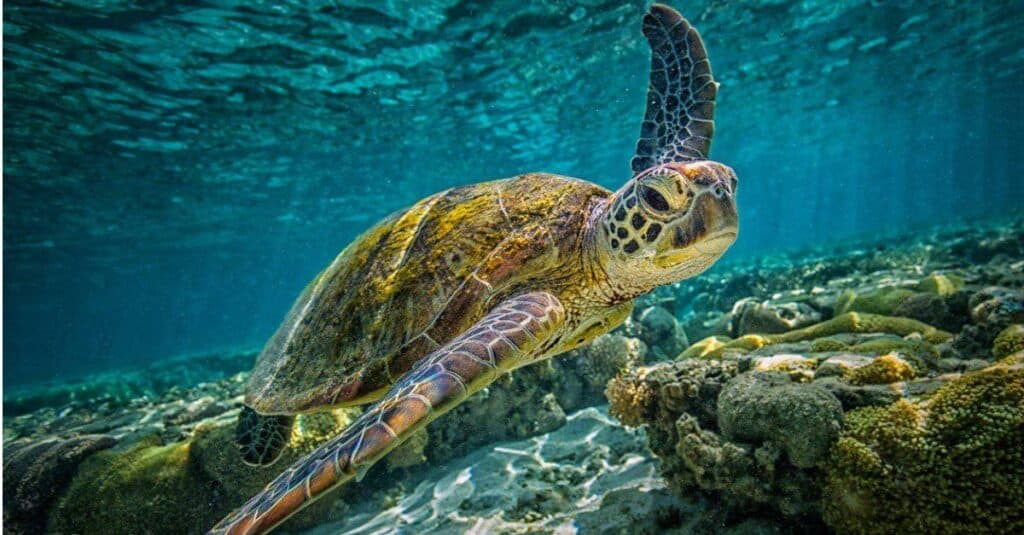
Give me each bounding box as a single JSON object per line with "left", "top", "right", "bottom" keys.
{"left": 4, "top": 0, "right": 1023, "bottom": 387}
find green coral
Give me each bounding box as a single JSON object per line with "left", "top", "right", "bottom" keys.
{"left": 823, "top": 362, "right": 1024, "bottom": 533}
{"left": 836, "top": 287, "right": 917, "bottom": 316}
{"left": 993, "top": 324, "right": 1024, "bottom": 359}
{"left": 689, "top": 313, "right": 951, "bottom": 359}
{"left": 846, "top": 336, "right": 938, "bottom": 360}
{"left": 810, "top": 337, "right": 849, "bottom": 352}
{"left": 770, "top": 313, "right": 952, "bottom": 344}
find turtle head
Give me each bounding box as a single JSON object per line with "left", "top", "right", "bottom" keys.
{"left": 594, "top": 160, "right": 738, "bottom": 292}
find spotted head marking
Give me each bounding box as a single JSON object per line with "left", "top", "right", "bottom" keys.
{"left": 598, "top": 160, "right": 737, "bottom": 284}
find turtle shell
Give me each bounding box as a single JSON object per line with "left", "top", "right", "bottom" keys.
{"left": 245, "top": 173, "right": 609, "bottom": 414}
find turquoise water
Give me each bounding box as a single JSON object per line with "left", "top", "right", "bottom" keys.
{"left": 4, "top": 0, "right": 1023, "bottom": 386}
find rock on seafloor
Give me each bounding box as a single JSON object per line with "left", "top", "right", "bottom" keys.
{"left": 3, "top": 434, "right": 117, "bottom": 534}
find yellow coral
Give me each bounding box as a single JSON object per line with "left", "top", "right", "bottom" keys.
{"left": 845, "top": 352, "right": 916, "bottom": 385}
{"left": 993, "top": 324, "right": 1024, "bottom": 359}
{"left": 728, "top": 334, "right": 771, "bottom": 351}
{"left": 916, "top": 272, "right": 964, "bottom": 296}
{"left": 679, "top": 335, "right": 731, "bottom": 359}
{"left": 824, "top": 362, "right": 1024, "bottom": 533}
{"left": 606, "top": 372, "right": 653, "bottom": 428}
{"left": 996, "top": 351, "right": 1024, "bottom": 367}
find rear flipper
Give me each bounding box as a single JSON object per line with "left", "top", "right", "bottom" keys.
{"left": 210, "top": 291, "right": 565, "bottom": 535}
{"left": 235, "top": 406, "right": 295, "bottom": 467}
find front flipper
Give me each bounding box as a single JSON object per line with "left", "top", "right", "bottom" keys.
{"left": 631, "top": 3, "right": 719, "bottom": 173}
{"left": 209, "top": 292, "right": 565, "bottom": 535}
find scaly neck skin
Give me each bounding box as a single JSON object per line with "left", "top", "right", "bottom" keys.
{"left": 581, "top": 196, "right": 657, "bottom": 305}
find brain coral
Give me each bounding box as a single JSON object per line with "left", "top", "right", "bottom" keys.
{"left": 993, "top": 324, "right": 1024, "bottom": 359}
{"left": 823, "top": 360, "right": 1024, "bottom": 533}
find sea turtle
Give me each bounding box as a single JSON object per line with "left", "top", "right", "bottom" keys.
{"left": 213, "top": 4, "right": 737, "bottom": 534}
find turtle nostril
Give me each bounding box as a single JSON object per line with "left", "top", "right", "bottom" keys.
{"left": 713, "top": 185, "right": 727, "bottom": 199}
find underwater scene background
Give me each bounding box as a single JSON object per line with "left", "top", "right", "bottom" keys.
{"left": 4, "top": 1, "right": 1024, "bottom": 534}
{"left": 5, "top": 0, "right": 1023, "bottom": 386}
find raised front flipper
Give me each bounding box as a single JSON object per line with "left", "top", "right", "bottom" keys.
{"left": 631, "top": 3, "right": 719, "bottom": 173}
{"left": 209, "top": 292, "right": 565, "bottom": 535}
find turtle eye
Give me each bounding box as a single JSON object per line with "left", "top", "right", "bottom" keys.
{"left": 639, "top": 185, "right": 670, "bottom": 212}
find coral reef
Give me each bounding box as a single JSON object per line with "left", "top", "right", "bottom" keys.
{"left": 53, "top": 437, "right": 223, "bottom": 535}
{"left": 608, "top": 360, "right": 832, "bottom": 519}
{"left": 953, "top": 287, "right": 1024, "bottom": 359}
{"left": 718, "top": 372, "right": 843, "bottom": 469}
{"left": 3, "top": 350, "right": 256, "bottom": 417}
{"left": 53, "top": 414, "right": 355, "bottom": 534}
{"left": 604, "top": 219, "right": 1024, "bottom": 533}
{"left": 824, "top": 362, "right": 1024, "bottom": 533}
{"left": 574, "top": 333, "right": 648, "bottom": 389}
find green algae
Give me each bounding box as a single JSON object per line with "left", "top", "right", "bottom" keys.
{"left": 52, "top": 437, "right": 224, "bottom": 534}
{"left": 52, "top": 415, "right": 355, "bottom": 534}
